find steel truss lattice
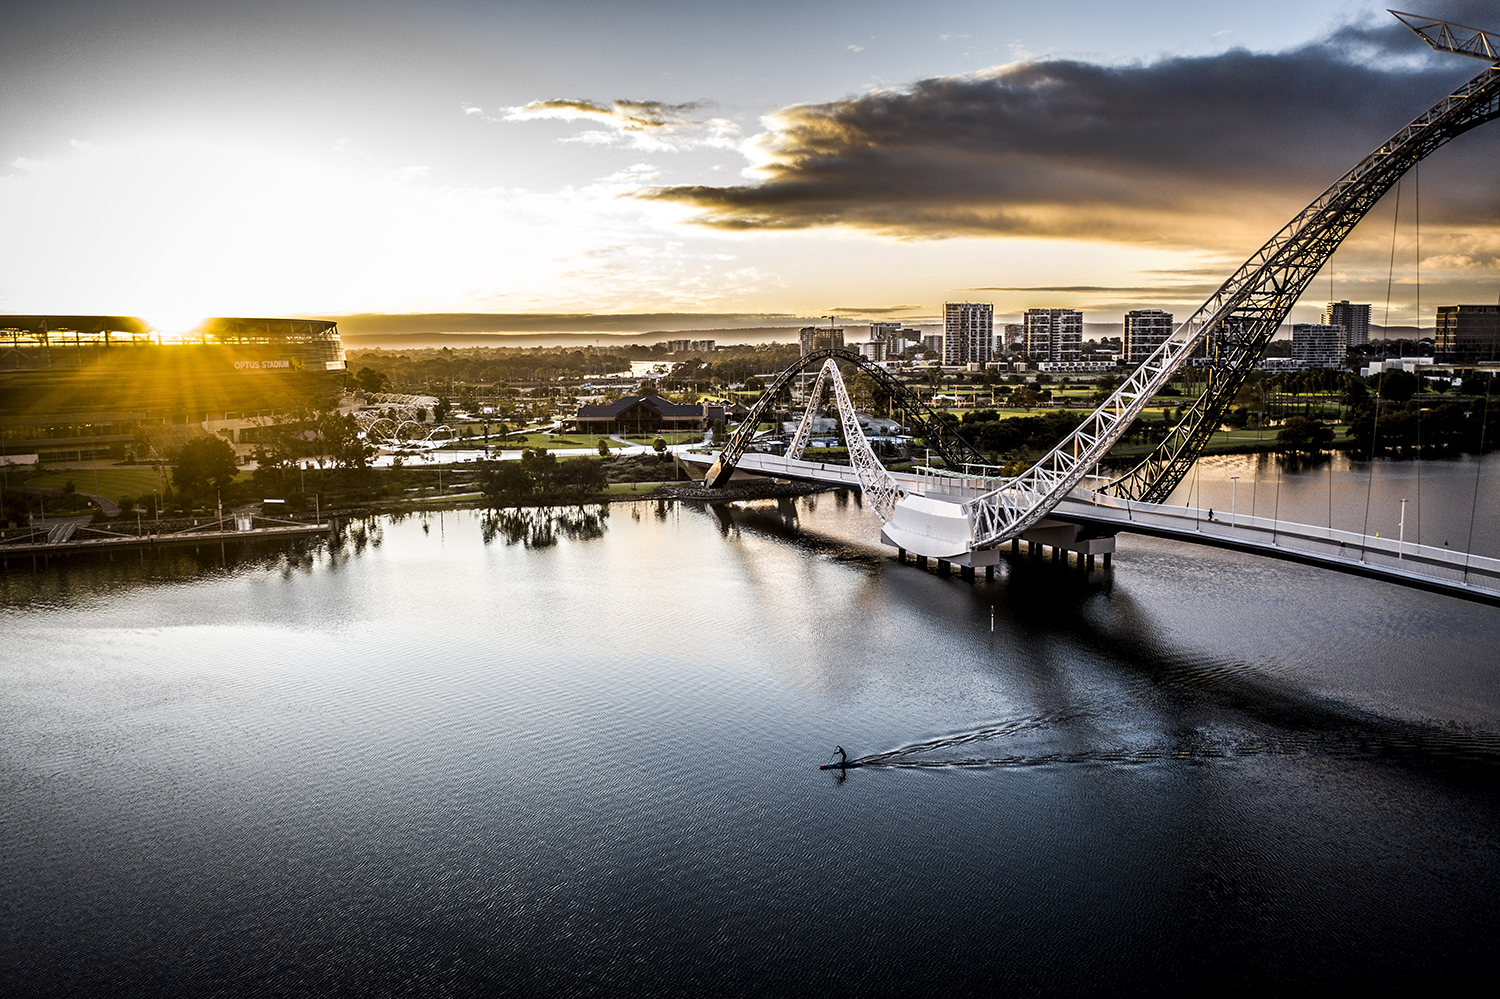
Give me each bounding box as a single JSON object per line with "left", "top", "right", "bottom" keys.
{"left": 703, "top": 349, "right": 984, "bottom": 489}
{"left": 965, "top": 57, "right": 1500, "bottom": 548}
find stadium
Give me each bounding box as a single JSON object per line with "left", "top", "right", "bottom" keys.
{"left": 0, "top": 316, "right": 347, "bottom": 463}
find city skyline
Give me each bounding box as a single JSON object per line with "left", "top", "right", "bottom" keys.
{"left": 2, "top": 1, "right": 1497, "bottom": 334}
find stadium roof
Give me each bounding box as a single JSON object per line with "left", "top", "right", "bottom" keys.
{"left": 200, "top": 317, "right": 339, "bottom": 338}
{"left": 0, "top": 315, "right": 153, "bottom": 336}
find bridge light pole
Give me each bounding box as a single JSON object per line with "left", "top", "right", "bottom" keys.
{"left": 1230, "top": 475, "right": 1239, "bottom": 528}
{"left": 1398, "top": 497, "right": 1408, "bottom": 560}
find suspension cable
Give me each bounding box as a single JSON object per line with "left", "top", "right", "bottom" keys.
{"left": 1361, "top": 178, "right": 1403, "bottom": 560}
{"left": 1415, "top": 158, "right": 1422, "bottom": 546}
{"left": 1462, "top": 370, "right": 1493, "bottom": 585}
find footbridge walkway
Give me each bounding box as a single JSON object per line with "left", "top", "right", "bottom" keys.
{"left": 678, "top": 451, "right": 1500, "bottom": 606}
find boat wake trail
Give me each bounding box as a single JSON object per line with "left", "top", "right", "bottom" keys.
{"left": 847, "top": 709, "right": 1089, "bottom": 768}
{"left": 838, "top": 708, "right": 1500, "bottom": 774}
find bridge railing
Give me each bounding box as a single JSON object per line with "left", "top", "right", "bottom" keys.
{"left": 1065, "top": 485, "right": 1500, "bottom": 595}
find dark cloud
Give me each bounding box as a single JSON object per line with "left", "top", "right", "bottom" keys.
{"left": 642, "top": 10, "right": 1500, "bottom": 252}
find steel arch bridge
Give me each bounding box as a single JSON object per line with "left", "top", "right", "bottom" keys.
{"left": 703, "top": 347, "right": 986, "bottom": 488}
{"left": 704, "top": 11, "right": 1500, "bottom": 551}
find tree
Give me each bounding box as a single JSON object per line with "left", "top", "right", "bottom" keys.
{"left": 1377, "top": 369, "right": 1419, "bottom": 403}
{"left": 1277, "top": 415, "right": 1333, "bottom": 454}
{"left": 172, "top": 435, "right": 238, "bottom": 500}
{"left": 519, "top": 447, "right": 557, "bottom": 493}
{"left": 653, "top": 436, "right": 668, "bottom": 457}
{"left": 1341, "top": 375, "right": 1370, "bottom": 408}
{"left": 1009, "top": 387, "right": 1041, "bottom": 411}
{"left": 555, "top": 457, "right": 608, "bottom": 502}
{"left": 479, "top": 461, "right": 531, "bottom": 507}
{"left": 598, "top": 436, "right": 612, "bottom": 457}
{"left": 354, "top": 367, "right": 389, "bottom": 394}
{"left": 317, "top": 412, "right": 376, "bottom": 469}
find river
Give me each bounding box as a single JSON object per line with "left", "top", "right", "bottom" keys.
{"left": 2, "top": 457, "right": 1498, "bottom": 996}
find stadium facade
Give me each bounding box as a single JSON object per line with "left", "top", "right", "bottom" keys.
{"left": 0, "top": 316, "right": 346, "bottom": 463}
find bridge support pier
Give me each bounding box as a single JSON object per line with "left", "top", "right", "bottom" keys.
{"left": 897, "top": 547, "right": 906, "bottom": 563}
{"left": 1103, "top": 553, "right": 1112, "bottom": 570}
{"left": 1086, "top": 554, "right": 1095, "bottom": 571}
{"left": 938, "top": 559, "right": 951, "bottom": 576}
{"left": 960, "top": 564, "right": 974, "bottom": 581}
{"left": 985, "top": 565, "right": 994, "bottom": 581}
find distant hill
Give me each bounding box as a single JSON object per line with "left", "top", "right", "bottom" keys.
{"left": 324, "top": 312, "right": 947, "bottom": 348}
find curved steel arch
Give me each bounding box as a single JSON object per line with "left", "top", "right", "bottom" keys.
{"left": 703, "top": 348, "right": 985, "bottom": 488}
{"left": 965, "top": 57, "right": 1500, "bottom": 547}
{"left": 1114, "top": 64, "right": 1500, "bottom": 503}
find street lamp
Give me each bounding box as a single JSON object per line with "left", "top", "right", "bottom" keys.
{"left": 1230, "top": 475, "right": 1239, "bottom": 527}
{"left": 1398, "top": 497, "right": 1408, "bottom": 560}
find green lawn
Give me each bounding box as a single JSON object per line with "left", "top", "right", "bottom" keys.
{"left": 22, "top": 467, "right": 171, "bottom": 501}
{"left": 619, "top": 432, "right": 702, "bottom": 443}
{"left": 603, "top": 481, "right": 678, "bottom": 495}
{"left": 488, "top": 433, "right": 611, "bottom": 450}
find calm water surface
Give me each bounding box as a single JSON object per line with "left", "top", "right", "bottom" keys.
{"left": 3, "top": 460, "right": 1499, "bottom": 996}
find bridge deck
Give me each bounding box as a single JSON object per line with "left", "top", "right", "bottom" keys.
{"left": 679, "top": 450, "right": 1500, "bottom": 605}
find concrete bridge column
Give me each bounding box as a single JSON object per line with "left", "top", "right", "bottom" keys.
{"left": 985, "top": 565, "right": 994, "bottom": 581}
{"left": 938, "top": 559, "right": 951, "bottom": 576}
{"left": 961, "top": 564, "right": 974, "bottom": 581}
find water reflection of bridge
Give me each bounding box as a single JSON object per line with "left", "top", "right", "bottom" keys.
{"left": 693, "top": 12, "right": 1500, "bottom": 605}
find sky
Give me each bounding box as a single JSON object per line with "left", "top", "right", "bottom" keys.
{"left": 1, "top": 0, "right": 1497, "bottom": 335}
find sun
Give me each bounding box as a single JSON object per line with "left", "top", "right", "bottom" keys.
{"left": 144, "top": 309, "right": 209, "bottom": 341}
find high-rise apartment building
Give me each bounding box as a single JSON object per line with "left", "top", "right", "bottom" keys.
{"left": 1435, "top": 305, "right": 1500, "bottom": 364}
{"left": 944, "top": 302, "right": 993, "bottom": 365}
{"left": 1323, "top": 301, "right": 1371, "bottom": 348}
{"left": 1123, "top": 310, "right": 1173, "bottom": 364}
{"left": 799, "top": 326, "right": 844, "bottom": 356}
{"left": 1291, "top": 324, "right": 1345, "bottom": 368}
{"left": 921, "top": 334, "right": 944, "bottom": 356}
{"left": 1024, "top": 309, "right": 1083, "bottom": 362}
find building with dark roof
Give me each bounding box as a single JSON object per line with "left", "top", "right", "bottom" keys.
{"left": 573, "top": 395, "right": 725, "bottom": 435}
